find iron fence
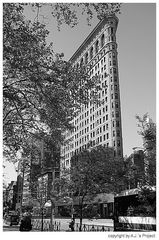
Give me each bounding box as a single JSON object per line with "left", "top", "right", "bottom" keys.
{"left": 32, "top": 219, "right": 61, "bottom": 231}
{"left": 75, "top": 223, "right": 113, "bottom": 232}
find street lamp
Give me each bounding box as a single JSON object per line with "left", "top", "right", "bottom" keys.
{"left": 44, "top": 200, "right": 53, "bottom": 230}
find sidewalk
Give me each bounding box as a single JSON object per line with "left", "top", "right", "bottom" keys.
{"left": 3, "top": 218, "right": 114, "bottom": 232}
{"left": 32, "top": 218, "right": 114, "bottom": 231}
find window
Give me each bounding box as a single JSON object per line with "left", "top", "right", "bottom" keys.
{"left": 95, "top": 40, "right": 99, "bottom": 53}
{"left": 117, "top": 130, "right": 120, "bottom": 137}
{"left": 101, "top": 34, "right": 105, "bottom": 47}
{"left": 90, "top": 47, "right": 93, "bottom": 59}
{"left": 85, "top": 53, "right": 88, "bottom": 64}
{"left": 80, "top": 58, "right": 84, "bottom": 67}
{"left": 106, "top": 133, "right": 109, "bottom": 139}
{"left": 113, "top": 52, "right": 116, "bottom": 58}
{"left": 116, "top": 121, "right": 120, "bottom": 127}
{"left": 114, "top": 76, "right": 117, "bottom": 82}
{"left": 115, "top": 102, "right": 119, "bottom": 108}
{"left": 113, "top": 131, "right": 115, "bottom": 137}
{"left": 115, "top": 93, "right": 118, "bottom": 99}
{"left": 117, "top": 140, "right": 120, "bottom": 147}
{"left": 116, "top": 111, "right": 119, "bottom": 118}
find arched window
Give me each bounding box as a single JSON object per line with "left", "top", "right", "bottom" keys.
{"left": 90, "top": 47, "right": 93, "bottom": 59}
{"left": 115, "top": 93, "right": 118, "bottom": 99}
{"left": 101, "top": 34, "right": 105, "bottom": 47}
{"left": 85, "top": 52, "right": 88, "bottom": 64}
{"left": 80, "top": 58, "right": 84, "bottom": 67}
{"left": 95, "top": 40, "right": 99, "bottom": 53}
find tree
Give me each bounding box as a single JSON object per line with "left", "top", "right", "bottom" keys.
{"left": 136, "top": 114, "right": 156, "bottom": 186}
{"left": 134, "top": 186, "right": 156, "bottom": 217}
{"left": 124, "top": 151, "right": 145, "bottom": 189}
{"left": 3, "top": 3, "right": 101, "bottom": 160}
{"left": 56, "top": 145, "right": 125, "bottom": 231}
{"left": 32, "top": 3, "right": 121, "bottom": 29}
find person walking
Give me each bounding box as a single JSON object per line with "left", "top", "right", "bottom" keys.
{"left": 19, "top": 212, "right": 32, "bottom": 231}
{"left": 69, "top": 217, "right": 75, "bottom": 231}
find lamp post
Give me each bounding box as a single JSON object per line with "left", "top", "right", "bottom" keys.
{"left": 44, "top": 200, "right": 52, "bottom": 230}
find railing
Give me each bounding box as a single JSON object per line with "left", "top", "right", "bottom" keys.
{"left": 32, "top": 219, "right": 61, "bottom": 231}
{"left": 75, "top": 223, "right": 113, "bottom": 232}
{"left": 115, "top": 216, "right": 156, "bottom": 231}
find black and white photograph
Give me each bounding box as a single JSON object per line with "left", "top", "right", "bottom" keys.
{"left": 2, "top": 1, "right": 156, "bottom": 237}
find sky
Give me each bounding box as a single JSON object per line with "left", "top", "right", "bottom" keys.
{"left": 3, "top": 2, "right": 156, "bottom": 184}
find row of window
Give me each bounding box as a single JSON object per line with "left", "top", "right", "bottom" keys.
{"left": 74, "top": 86, "right": 119, "bottom": 126}
{"left": 74, "top": 122, "right": 120, "bottom": 143}
{"left": 74, "top": 109, "right": 120, "bottom": 134}
{"left": 75, "top": 31, "right": 116, "bottom": 69}
{"left": 89, "top": 50, "right": 117, "bottom": 77}
{"left": 64, "top": 136, "right": 121, "bottom": 162}
{"left": 64, "top": 122, "right": 121, "bottom": 153}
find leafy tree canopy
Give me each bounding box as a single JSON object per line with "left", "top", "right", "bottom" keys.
{"left": 136, "top": 113, "right": 156, "bottom": 186}
{"left": 55, "top": 145, "right": 125, "bottom": 229}
{"left": 29, "top": 3, "right": 121, "bottom": 29}
{"left": 3, "top": 3, "right": 103, "bottom": 160}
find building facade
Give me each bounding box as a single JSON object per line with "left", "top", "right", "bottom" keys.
{"left": 61, "top": 14, "right": 123, "bottom": 170}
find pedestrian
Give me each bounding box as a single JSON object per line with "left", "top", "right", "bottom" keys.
{"left": 19, "top": 212, "right": 32, "bottom": 231}
{"left": 69, "top": 217, "right": 75, "bottom": 231}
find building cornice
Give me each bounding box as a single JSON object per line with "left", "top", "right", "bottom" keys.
{"left": 69, "top": 14, "right": 118, "bottom": 64}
